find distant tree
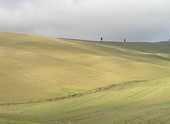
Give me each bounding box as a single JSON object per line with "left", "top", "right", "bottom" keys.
{"left": 101, "top": 37, "right": 103, "bottom": 42}
{"left": 124, "top": 39, "right": 126, "bottom": 42}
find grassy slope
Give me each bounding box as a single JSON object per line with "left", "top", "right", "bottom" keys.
{"left": 0, "top": 32, "right": 170, "bottom": 123}
{"left": 0, "top": 77, "right": 169, "bottom": 124}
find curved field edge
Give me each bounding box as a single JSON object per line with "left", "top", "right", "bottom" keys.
{"left": 0, "top": 80, "right": 147, "bottom": 106}
{"left": 0, "top": 78, "right": 169, "bottom": 124}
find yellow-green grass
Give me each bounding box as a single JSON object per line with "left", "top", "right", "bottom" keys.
{"left": 1, "top": 32, "right": 170, "bottom": 104}
{"left": 0, "top": 32, "right": 170, "bottom": 123}
{"left": 0, "top": 77, "right": 169, "bottom": 124}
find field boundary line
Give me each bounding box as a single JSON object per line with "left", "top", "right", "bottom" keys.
{"left": 0, "top": 80, "right": 147, "bottom": 106}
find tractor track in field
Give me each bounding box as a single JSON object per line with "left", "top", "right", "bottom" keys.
{"left": 0, "top": 80, "right": 147, "bottom": 106}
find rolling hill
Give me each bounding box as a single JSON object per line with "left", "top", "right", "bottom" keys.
{"left": 0, "top": 32, "right": 170, "bottom": 124}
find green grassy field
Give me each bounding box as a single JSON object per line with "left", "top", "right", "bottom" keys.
{"left": 0, "top": 32, "right": 170, "bottom": 123}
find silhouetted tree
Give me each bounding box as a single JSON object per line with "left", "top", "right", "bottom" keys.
{"left": 101, "top": 37, "right": 103, "bottom": 42}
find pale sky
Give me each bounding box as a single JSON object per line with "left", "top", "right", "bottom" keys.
{"left": 0, "top": 0, "right": 170, "bottom": 42}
